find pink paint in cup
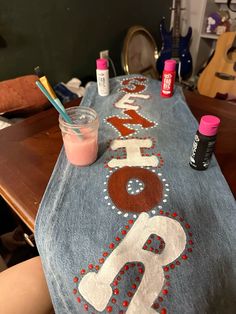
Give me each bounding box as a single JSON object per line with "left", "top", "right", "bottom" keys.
{"left": 59, "top": 106, "right": 99, "bottom": 166}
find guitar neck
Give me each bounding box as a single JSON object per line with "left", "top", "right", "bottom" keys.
{"left": 173, "top": 0, "right": 181, "bottom": 38}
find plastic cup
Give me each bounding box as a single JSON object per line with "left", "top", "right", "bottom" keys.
{"left": 59, "top": 106, "right": 99, "bottom": 166}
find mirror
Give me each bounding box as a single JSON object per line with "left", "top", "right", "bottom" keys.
{"left": 121, "top": 25, "right": 159, "bottom": 79}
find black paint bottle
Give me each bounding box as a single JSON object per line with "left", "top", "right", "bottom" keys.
{"left": 189, "top": 115, "right": 221, "bottom": 170}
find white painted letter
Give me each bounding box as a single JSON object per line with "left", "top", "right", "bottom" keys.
{"left": 79, "top": 213, "right": 186, "bottom": 313}
{"left": 108, "top": 138, "right": 158, "bottom": 168}
{"left": 114, "top": 94, "right": 150, "bottom": 111}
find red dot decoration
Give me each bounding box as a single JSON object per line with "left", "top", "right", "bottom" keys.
{"left": 84, "top": 304, "right": 88, "bottom": 311}
{"left": 88, "top": 264, "right": 93, "bottom": 270}
{"left": 122, "top": 300, "right": 129, "bottom": 307}
{"left": 73, "top": 277, "right": 78, "bottom": 283}
{"left": 153, "top": 303, "right": 160, "bottom": 309}
{"left": 127, "top": 291, "right": 133, "bottom": 297}
{"left": 124, "top": 265, "right": 129, "bottom": 271}
{"left": 113, "top": 288, "right": 119, "bottom": 295}
{"left": 77, "top": 297, "right": 81, "bottom": 303}
{"left": 106, "top": 306, "right": 113, "bottom": 312}
{"left": 143, "top": 234, "right": 165, "bottom": 255}
{"left": 162, "top": 289, "right": 168, "bottom": 295}
{"left": 160, "top": 308, "right": 167, "bottom": 314}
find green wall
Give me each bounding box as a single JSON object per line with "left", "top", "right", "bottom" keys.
{"left": 0, "top": 0, "right": 171, "bottom": 84}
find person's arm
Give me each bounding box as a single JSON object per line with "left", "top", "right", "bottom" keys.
{"left": 0, "top": 256, "right": 54, "bottom": 314}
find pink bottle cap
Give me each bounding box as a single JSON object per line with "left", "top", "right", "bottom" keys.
{"left": 96, "top": 58, "right": 108, "bottom": 70}
{"left": 198, "top": 115, "right": 221, "bottom": 136}
{"left": 164, "top": 59, "right": 176, "bottom": 71}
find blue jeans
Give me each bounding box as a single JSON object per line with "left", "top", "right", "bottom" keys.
{"left": 35, "top": 75, "right": 236, "bottom": 314}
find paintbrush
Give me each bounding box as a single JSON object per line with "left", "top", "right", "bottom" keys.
{"left": 34, "top": 66, "right": 66, "bottom": 113}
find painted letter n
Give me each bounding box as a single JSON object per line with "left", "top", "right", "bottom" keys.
{"left": 107, "top": 110, "right": 155, "bottom": 136}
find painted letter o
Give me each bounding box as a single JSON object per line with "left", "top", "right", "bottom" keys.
{"left": 108, "top": 166, "right": 163, "bottom": 213}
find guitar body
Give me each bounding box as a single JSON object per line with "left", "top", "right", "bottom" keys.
{"left": 156, "top": 19, "right": 193, "bottom": 80}
{"left": 197, "top": 32, "right": 236, "bottom": 100}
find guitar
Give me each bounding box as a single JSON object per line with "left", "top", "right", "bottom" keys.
{"left": 197, "top": 32, "right": 236, "bottom": 100}
{"left": 156, "top": 0, "right": 192, "bottom": 80}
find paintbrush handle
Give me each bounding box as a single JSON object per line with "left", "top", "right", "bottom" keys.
{"left": 36, "top": 81, "right": 73, "bottom": 124}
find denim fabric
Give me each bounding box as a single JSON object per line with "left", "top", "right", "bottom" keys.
{"left": 35, "top": 75, "right": 236, "bottom": 314}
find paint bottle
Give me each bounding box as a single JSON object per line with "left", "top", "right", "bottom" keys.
{"left": 96, "top": 58, "right": 109, "bottom": 96}
{"left": 189, "top": 115, "right": 221, "bottom": 170}
{"left": 161, "top": 59, "right": 176, "bottom": 98}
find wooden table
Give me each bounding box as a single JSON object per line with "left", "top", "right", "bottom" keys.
{"left": 0, "top": 92, "right": 235, "bottom": 232}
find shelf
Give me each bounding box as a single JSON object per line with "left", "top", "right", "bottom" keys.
{"left": 200, "top": 33, "right": 219, "bottom": 39}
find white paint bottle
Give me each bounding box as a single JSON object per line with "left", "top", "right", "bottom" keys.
{"left": 96, "top": 58, "right": 109, "bottom": 96}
